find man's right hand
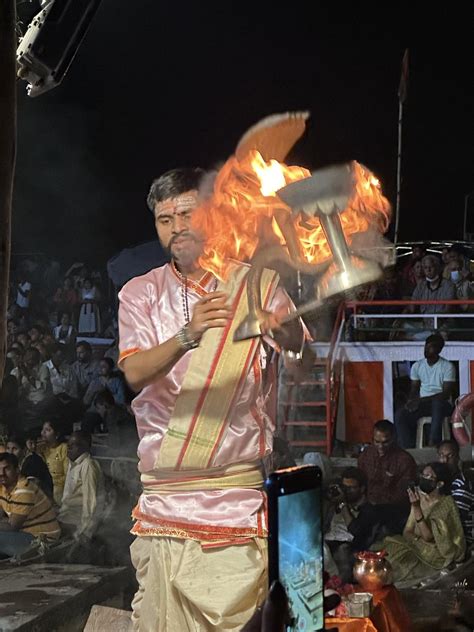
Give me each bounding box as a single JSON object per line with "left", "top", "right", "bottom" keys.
{"left": 187, "top": 292, "right": 232, "bottom": 342}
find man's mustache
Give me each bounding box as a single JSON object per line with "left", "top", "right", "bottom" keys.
{"left": 169, "top": 231, "right": 204, "bottom": 248}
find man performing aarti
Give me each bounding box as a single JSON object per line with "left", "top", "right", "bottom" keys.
{"left": 118, "top": 113, "right": 391, "bottom": 631}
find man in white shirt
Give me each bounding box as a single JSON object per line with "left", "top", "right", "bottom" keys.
{"left": 44, "top": 345, "right": 79, "bottom": 399}
{"left": 15, "top": 278, "right": 31, "bottom": 312}
{"left": 395, "top": 333, "right": 455, "bottom": 447}
{"left": 58, "top": 431, "right": 103, "bottom": 541}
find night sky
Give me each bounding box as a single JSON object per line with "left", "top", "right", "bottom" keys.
{"left": 12, "top": 2, "right": 473, "bottom": 266}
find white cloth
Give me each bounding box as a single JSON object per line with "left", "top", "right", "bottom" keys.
{"left": 44, "top": 360, "right": 79, "bottom": 398}
{"left": 410, "top": 356, "right": 456, "bottom": 398}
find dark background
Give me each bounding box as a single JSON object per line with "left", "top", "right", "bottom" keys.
{"left": 12, "top": 2, "right": 474, "bottom": 264}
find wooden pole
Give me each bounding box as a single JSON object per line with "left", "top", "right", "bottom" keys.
{"left": 0, "top": 1, "right": 17, "bottom": 382}
{"left": 393, "top": 99, "right": 403, "bottom": 245}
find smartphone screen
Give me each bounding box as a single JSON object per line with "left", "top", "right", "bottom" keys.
{"left": 266, "top": 466, "right": 324, "bottom": 632}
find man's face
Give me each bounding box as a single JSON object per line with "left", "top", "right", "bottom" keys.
{"left": 413, "top": 247, "right": 425, "bottom": 259}
{"left": 29, "top": 328, "right": 40, "bottom": 342}
{"left": 24, "top": 350, "right": 38, "bottom": 369}
{"left": 0, "top": 461, "right": 18, "bottom": 489}
{"left": 342, "top": 477, "right": 364, "bottom": 504}
{"left": 6, "top": 442, "right": 23, "bottom": 460}
{"left": 424, "top": 341, "right": 441, "bottom": 361}
{"left": 76, "top": 346, "right": 91, "bottom": 364}
{"left": 373, "top": 430, "right": 394, "bottom": 456}
{"left": 438, "top": 444, "right": 459, "bottom": 473}
{"left": 67, "top": 436, "right": 87, "bottom": 462}
{"left": 99, "top": 360, "right": 111, "bottom": 377}
{"left": 422, "top": 259, "right": 439, "bottom": 280}
{"left": 447, "top": 251, "right": 460, "bottom": 265}
{"left": 26, "top": 438, "right": 36, "bottom": 452}
{"left": 61, "top": 314, "right": 70, "bottom": 326}
{"left": 17, "top": 334, "right": 29, "bottom": 348}
{"left": 52, "top": 349, "right": 64, "bottom": 366}
{"left": 154, "top": 191, "right": 203, "bottom": 266}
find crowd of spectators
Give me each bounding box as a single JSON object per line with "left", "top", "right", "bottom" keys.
{"left": 323, "top": 420, "right": 473, "bottom": 586}
{"left": 0, "top": 256, "right": 138, "bottom": 559}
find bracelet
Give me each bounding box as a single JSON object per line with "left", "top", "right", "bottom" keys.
{"left": 175, "top": 325, "right": 200, "bottom": 351}
{"left": 415, "top": 515, "right": 424, "bottom": 523}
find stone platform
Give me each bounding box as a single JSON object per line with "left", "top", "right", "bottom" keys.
{"left": 0, "top": 563, "right": 130, "bottom": 631}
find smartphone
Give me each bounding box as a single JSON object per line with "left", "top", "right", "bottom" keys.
{"left": 265, "top": 464, "right": 324, "bottom": 632}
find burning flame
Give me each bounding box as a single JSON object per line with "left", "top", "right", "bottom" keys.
{"left": 192, "top": 152, "right": 391, "bottom": 280}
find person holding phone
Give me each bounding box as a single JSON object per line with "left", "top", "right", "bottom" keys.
{"left": 384, "top": 462, "right": 465, "bottom": 582}
{"left": 118, "top": 168, "right": 305, "bottom": 631}
{"left": 325, "top": 467, "right": 381, "bottom": 582}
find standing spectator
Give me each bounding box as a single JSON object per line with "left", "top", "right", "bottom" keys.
{"left": 6, "top": 433, "right": 53, "bottom": 497}
{"left": 52, "top": 277, "right": 78, "bottom": 322}
{"left": 83, "top": 358, "right": 126, "bottom": 407}
{"left": 394, "top": 334, "right": 455, "bottom": 447}
{"left": 38, "top": 419, "right": 69, "bottom": 505}
{"left": 0, "top": 453, "right": 60, "bottom": 558}
{"left": 78, "top": 278, "right": 101, "bottom": 335}
{"left": 71, "top": 341, "right": 100, "bottom": 399}
{"left": 358, "top": 419, "right": 417, "bottom": 535}
{"left": 438, "top": 440, "right": 474, "bottom": 547}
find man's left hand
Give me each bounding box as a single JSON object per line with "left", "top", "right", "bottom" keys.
{"left": 259, "top": 311, "right": 303, "bottom": 353}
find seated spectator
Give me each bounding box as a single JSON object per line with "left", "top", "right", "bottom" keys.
{"left": 6, "top": 433, "right": 53, "bottom": 497}
{"left": 358, "top": 419, "right": 417, "bottom": 535}
{"left": 0, "top": 357, "right": 18, "bottom": 425}
{"left": 0, "top": 453, "right": 60, "bottom": 558}
{"left": 438, "top": 440, "right": 474, "bottom": 547}
{"left": 58, "top": 431, "right": 104, "bottom": 541}
{"left": 28, "top": 325, "right": 43, "bottom": 345}
{"left": 71, "top": 341, "right": 100, "bottom": 399}
{"left": 384, "top": 462, "right": 465, "bottom": 582}
{"left": 394, "top": 334, "right": 455, "bottom": 448}
{"left": 16, "top": 332, "right": 30, "bottom": 350}
{"left": 443, "top": 245, "right": 471, "bottom": 282}
{"left": 83, "top": 357, "right": 126, "bottom": 407}
{"left": 78, "top": 278, "right": 101, "bottom": 335}
{"left": 399, "top": 244, "right": 427, "bottom": 285}
{"left": 399, "top": 258, "right": 424, "bottom": 300}
{"left": 6, "top": 319, "right": 17, "bottom": 348}
{"left": 38, "top": 419, "right": 69, "bottom": 505}
{"left": 445, "top": 260, "right": 474, "bottom": 309}
{"left": 86, "top": 389, "right": 137, "bottom": 454}
{"left": 53, "top": 312, "right": 77, "bottom": 359}
{"left": 325, "top": 467, "right": 381, "bottom": 583}
{"left": 44, "top": 344, "right": 79, "bottom": 400}
{"left": 409, "top": 254, "right": 456, "bottom": 314}
{"left": 12, "top": 347, "right": 53, "bottom": 428}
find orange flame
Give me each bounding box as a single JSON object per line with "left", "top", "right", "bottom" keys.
{"left": 192, "top": 152, "right": 391, "bottom": 280}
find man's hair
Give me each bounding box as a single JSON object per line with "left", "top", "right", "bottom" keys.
{"left": 146, "top": 167, "right": 205, "bottom": 212}
{"left": 0, "top": 452, "right": 19, "bottom": 469}
{"left": 421, "top": 254, "right": 442, "bottom": 270}
{"left": 438, "top": 439, "right": 460, "bottom": 456}
{"left": 425, "top": 333, "right": 445, "bottom": 352}
{"left": 7, "top": 433, "right": 26, "bottom": 449}
{"left": 71, "top": 430, "right": 92, "bottom": 449}
{"left": 94, "top": 389, "right": 115, "bottom": 407}
{"left": 427, "top": 461, "right": 453, "bottom": 495}
{"left": 373, "top": 419, "right": 395, "bottom": 436}
{"left": 341, "top": 466, "right": 367, "bottom": 489}
{"left": 76, "top": 340, "right": 92, "bottom": 353}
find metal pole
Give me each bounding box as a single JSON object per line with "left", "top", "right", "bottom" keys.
{"left": 0, "top": 1, "right": 17, "bottom": 383}
{"left": 394, "top": 99, "right": 403, "bottom": 244}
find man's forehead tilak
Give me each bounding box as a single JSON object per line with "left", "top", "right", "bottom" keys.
{"left": 154, "top": 194, "right": 198, "bottom": 219}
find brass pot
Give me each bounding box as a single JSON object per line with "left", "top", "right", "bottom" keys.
{"left": 353, "top": 551, "right": 393, "bottom": 591}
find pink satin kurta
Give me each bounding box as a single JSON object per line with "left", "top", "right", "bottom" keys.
{"left": 118, "top": 262, "right": 293, "bottom": 540}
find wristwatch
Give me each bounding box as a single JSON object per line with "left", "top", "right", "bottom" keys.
{"left": 175, "top": 325, "right": 200, "bottom": 351}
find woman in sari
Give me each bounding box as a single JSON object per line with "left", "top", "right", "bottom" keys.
{"left": 384, "top": 462, "right": 465, "bottom": 583}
